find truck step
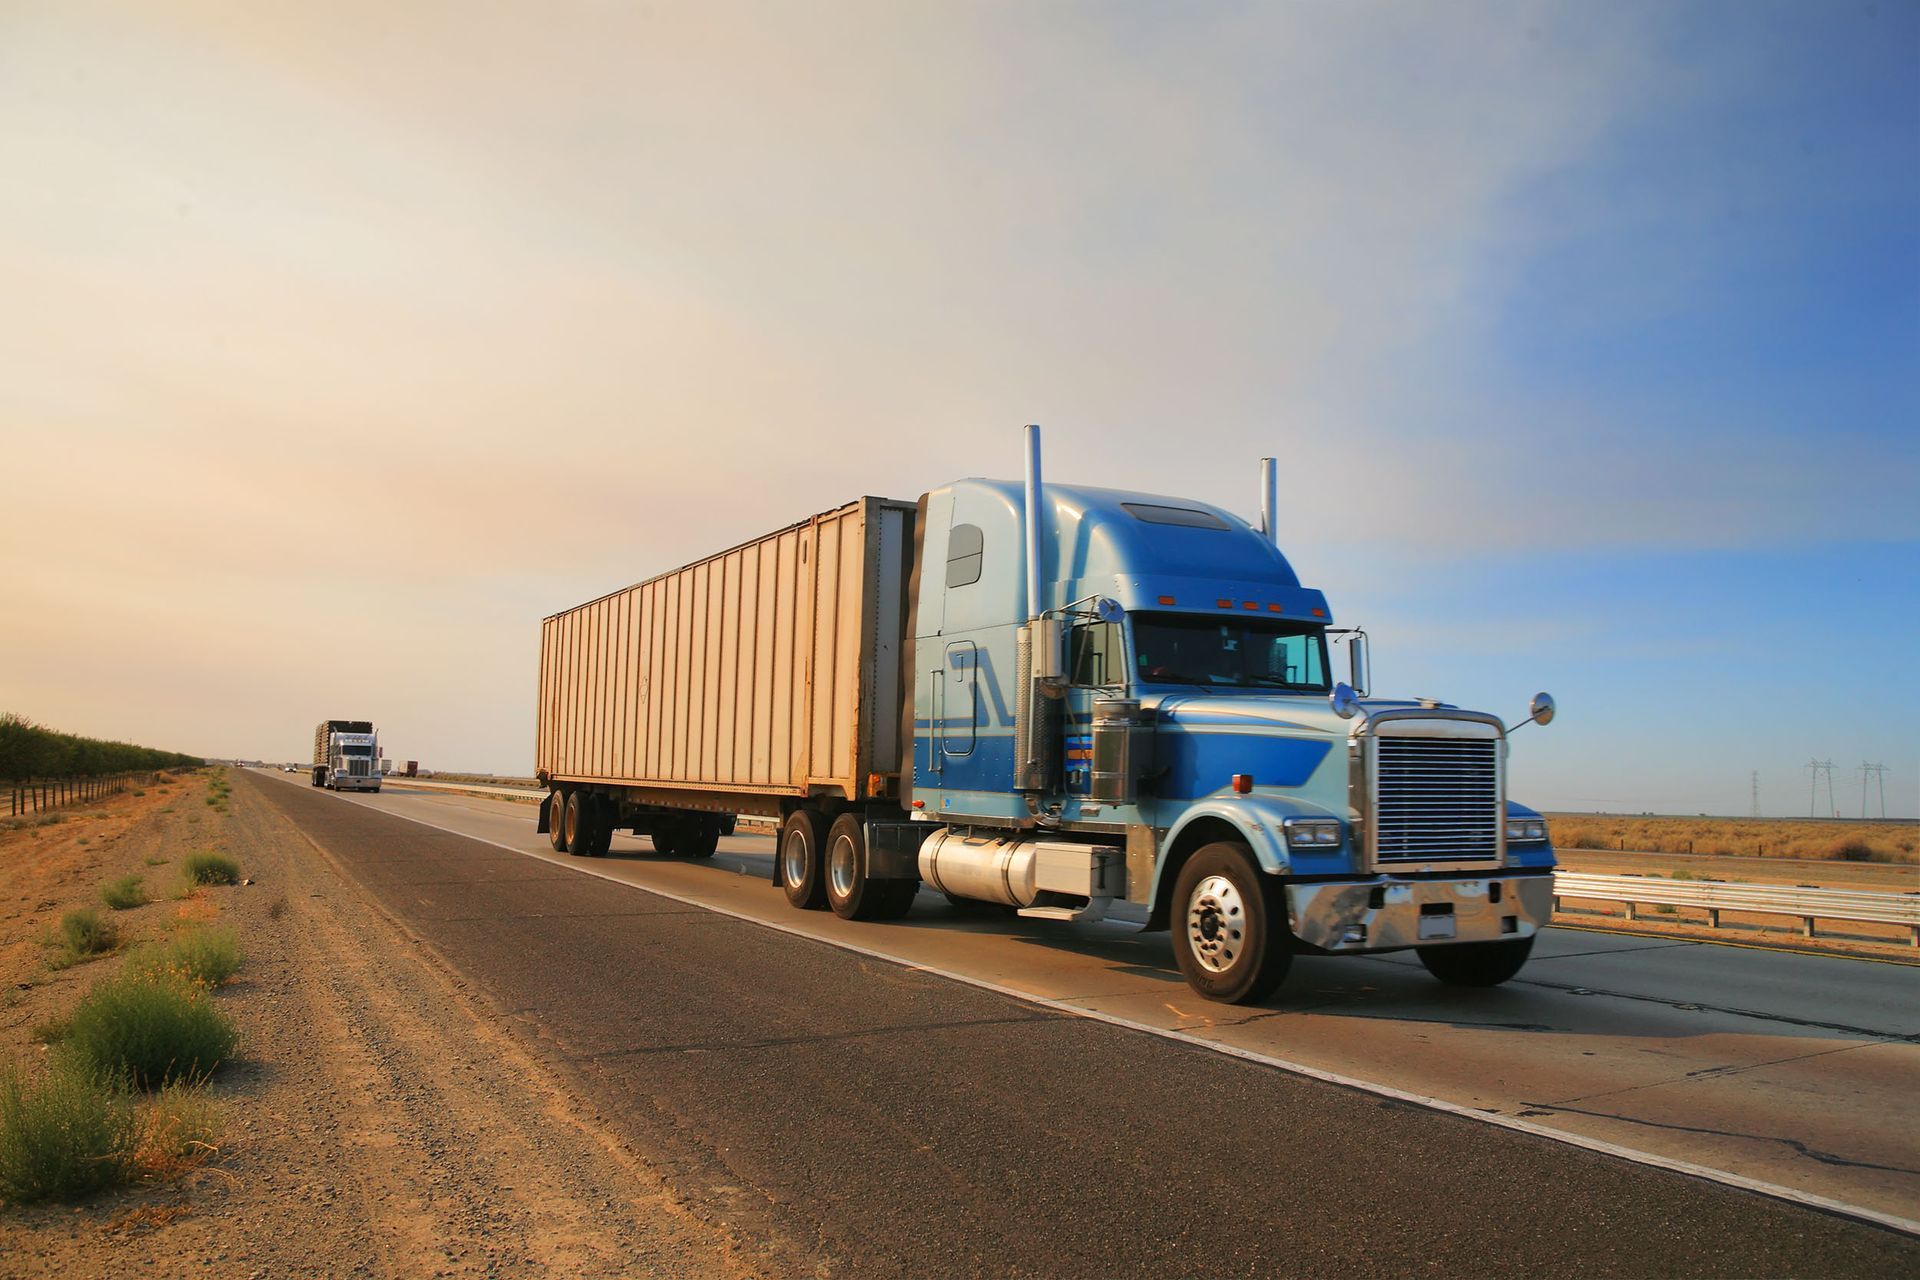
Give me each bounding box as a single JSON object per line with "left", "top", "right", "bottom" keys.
{"left": 1017, "top": 897, "right": 1112, "bottom": 925}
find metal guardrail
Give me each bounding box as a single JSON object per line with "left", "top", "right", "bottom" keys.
{"left": 1553, "top": 871, "right": 1920, "bottom": 946}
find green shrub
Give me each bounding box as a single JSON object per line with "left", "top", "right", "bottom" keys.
{"left": 64, "top": 973, "right": 238, "bottom": 1088}
{"left": 181, "top": 852, "right": 239, "bottom": 886}
{"left": 0, "top": 1059, "right": 133, "bottom": 1203}
{"left": 100, "top": 875, "right": 148, "bottom": 911}
{"left": 128, "top": 926, "right": 243, "bottom": 989}
{"left": 144, "top": 857, "right": 167, "bottom": 867}
{"left": 50, "top": 909, "right": 118, "bottom": 967}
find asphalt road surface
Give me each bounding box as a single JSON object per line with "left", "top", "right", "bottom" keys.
{"left": 243, "top": 770, "right": 1920, "bottom": 1277}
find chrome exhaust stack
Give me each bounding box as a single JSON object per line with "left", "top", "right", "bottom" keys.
{"left": 1259, "top": 456, "right": 1278, "bottom": 545}
{"left": 1015, "top": 424, "right": 1059, "bottom": 794}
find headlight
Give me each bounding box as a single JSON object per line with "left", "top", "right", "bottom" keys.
{"left": 1505, "top": 818, "right": 1548, "bottom": 843}
{"left": 1282, "top": 818, "right": 1343, "bottom": 849}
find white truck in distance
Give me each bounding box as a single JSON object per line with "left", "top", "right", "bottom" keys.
{"left": 312, "top": 719, "right": 381, "bottom": 792}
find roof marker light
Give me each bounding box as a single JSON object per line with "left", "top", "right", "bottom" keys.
{"left": 1242, "top": 601, "right": 1258, "bottom": 611}
{"left": 1311, "top": 607, "right": 1326, "bottom": 617}
{"left": 1157, "top": 595, "right": 1176, "bottom": 606}
{"left": 1267, "top": 603, "right": 1284, "bottom": 613}
{"left": 1216, "top": 598, "right": 1232, "bottom": 608}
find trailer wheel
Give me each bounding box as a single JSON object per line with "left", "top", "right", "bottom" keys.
{"left": 1170, "top": 841, "right": 1292, "bottom": 1004}
{"left": 778, "top": 809, "right": 828, "bottom": 910}
{"left": 825, "top": 814, "right": 917, "bottom": 922}
{"left": 547, "top": 790, "right": 570, "bottom": 853}
{"left": 1416, "top": 936, "right": 1534, "bottom": 987}
{"left": 563, "top": 791, "right": 590, "bottom": 857}
{"left": 680, "top": 817, "right": 719, "bottom": 859}
{"left": 651, "top": 824, "right": 680, "bottom": 856}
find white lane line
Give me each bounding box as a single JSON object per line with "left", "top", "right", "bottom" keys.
{"left": 277, "top": 777, "right": 1920, "bottom": 1239}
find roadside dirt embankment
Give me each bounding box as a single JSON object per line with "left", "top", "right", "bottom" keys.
{"left": 0, "top": 773, "right": 758, "bottom": 1279}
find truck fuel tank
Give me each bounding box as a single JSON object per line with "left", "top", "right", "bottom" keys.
{"left": 918, "top": 829, "right": 1123, "bottom": 908}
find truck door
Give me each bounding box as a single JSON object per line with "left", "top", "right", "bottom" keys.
{"left": 941, "top": 641, "right": 978, "bottom": 760}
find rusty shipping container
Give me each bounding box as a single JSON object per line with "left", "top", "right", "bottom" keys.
{"left": 536, "top": 497, "right": 915, "bottom": 814}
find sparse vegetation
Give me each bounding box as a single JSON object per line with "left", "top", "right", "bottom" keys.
{"left": 1548, "top": 814, "right": 1916, "bottom": 864}
{"left": 100, "top": 875, "right": 148, "bottom": 911}
{"left": 129, "top": 926, "right": 243, "bottom": 989}
{"left": 0, "top": 1059, "right": 134, "bottom": 1204}
{"left": 63, "top": 972, "right": 238, "bottom": 1089}
{"left": 49, "top": 908, "right": 119, "bottom": 968}
{"left": 131, "top": 1081, "right": 219, "bottom": 1180}
{"left": 144, "top": 856, "right": 167, "bottom": 867}
{"left": 182, "top": 851, "right": 240, "bottom": 886}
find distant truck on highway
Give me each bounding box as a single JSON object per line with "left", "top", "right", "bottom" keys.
{"left": 535, "top": 428, "right": 1558, "bottom": 1003}
{"left": 312, "top": 720, "right": 381, "bottom": 792}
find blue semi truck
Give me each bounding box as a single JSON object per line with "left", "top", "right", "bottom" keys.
{"left": 536, "top": 427, "right": 1556, "bottom": 1003}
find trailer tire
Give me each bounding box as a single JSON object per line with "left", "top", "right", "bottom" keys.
{"left": 680, "top": 817, "right": 719, "bottom": 859}
{"left": 1416, "top": 936, "right": 1534, "bottom": 987}
{"left": 548, "top": 790, "right": 570, "bottom": 853}
{"left": 825, "top": 814, "right": 917, "bottom": 922}
{"left": 563, "top": 791, "right": 589, "bottom": 857}
{"left": 650, "top": 825, "right": 679, "bottom": 855}
{"left": 778, "top": 809, "right": 829, "bottom": 910}
{"left": 1170, "top": 841, "right": 1291, "bottom": 1004}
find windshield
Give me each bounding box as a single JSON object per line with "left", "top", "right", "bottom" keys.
{"left": 1131, "top": 612, "right": 1331, "bottom": 692}
{"left": 341, "top": 745, "right": 374, "bottom": 756}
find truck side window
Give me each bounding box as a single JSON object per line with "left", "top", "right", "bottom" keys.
{"left": 946, "top": 523, "right": 983, "bottom": 588}
{"left": 1069, "top": 622, "right": 1120, "bottom": 686}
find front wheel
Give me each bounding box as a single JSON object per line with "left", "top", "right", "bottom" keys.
{"left": 1170, "top": 842, "right": 1292, "bottom": 1004}
{"left": 1416, "top": 936, "right": 1535, "bottom": 987}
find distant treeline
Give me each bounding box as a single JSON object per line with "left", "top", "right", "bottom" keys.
{"left": 0, "top": 712, "right": 203, "bottom": 782}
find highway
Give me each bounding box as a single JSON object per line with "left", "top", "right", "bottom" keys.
{"left": 243, "top": 769, "right": 1920, "bottom": 1275}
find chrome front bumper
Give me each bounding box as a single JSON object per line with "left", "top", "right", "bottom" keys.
{"left": 1284, "top": 872, "right": 1552, "bottom": 952}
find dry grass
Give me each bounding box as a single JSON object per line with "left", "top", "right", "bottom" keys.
{"left": 1549, "top": 813, "right": 1917, "bottom": 864}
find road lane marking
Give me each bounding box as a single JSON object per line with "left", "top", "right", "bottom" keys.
{"left": 268, "top": 774, "right": 1920, "bottom": 1238}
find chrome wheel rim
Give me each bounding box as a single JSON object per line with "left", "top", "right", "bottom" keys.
{"left": 782, "top": 830, "right": 809, "bottom": 887}
{"left": 828, "top": 833, "right": 858, "bottom": 899}
{"left": 1186, "top": 874, "right": 1246, "bottom": 974}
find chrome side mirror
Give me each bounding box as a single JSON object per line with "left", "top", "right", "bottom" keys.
{"left": 1507, "top": 691, "right": 1556, "bottom": 734}
{"left": 1348, "top": 630, "right": 1370, "bottom": 696}
{"left": 1330, "top": 682, "right": 1362, "bottom": 720}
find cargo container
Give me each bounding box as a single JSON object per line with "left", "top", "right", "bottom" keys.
{"left": 536, "top": 430, "right": 1559, "bottom": 1002}
{"left": 313, "top": 720, "right": 380, "bottom": 792}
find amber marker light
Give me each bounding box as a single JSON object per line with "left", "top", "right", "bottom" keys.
{"left": 1242, "top": 601, "right": 1258, "bottom": 610}
{"left": 1311, "top": 607, "right": 1326, "bottom": 617}
{"left": 1157, "top": 595, "right": 1176, "bottom": 605}
{"left": 1216, "top": 598, "right": 1233, "bottom": 608}
{"left": 1267, "top": 603, "right": 1284, "bottom": 613}
{"left": 1231, "top": 774, "right": 1253, "bottom": 794}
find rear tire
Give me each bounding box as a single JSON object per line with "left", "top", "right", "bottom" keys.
{"left": 651, "top": 822, "right": 680, "bottom": 855}
{"left": 1170, "top": 841, "right": 1292, "bottom": 1004}
{"left": 778, "top": 809, "right": 829, "bottom": 910}
{"left": 825, "top": 814, "right": 917, "bottom": 921}
{"left": 679, "top": 817, "right": 719, "bottom": 859}
{"left": 547, "top": 790, "right": 569, "bottom": 853}
{"left": 1417, "top": 936, "right": 1535, "bottom": 987}
{"left": 563, "top": 790, "right": 588, "bottom": 857}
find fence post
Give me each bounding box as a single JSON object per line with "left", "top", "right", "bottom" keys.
{"left": 1624, "top": 901, "right": 1637, "bottom": 921}
{"left": 1803, "top": 917, "right": 1816, "bottom": 939}
{"left": 1707, "top": 908, "right": 1720, "bottom": 929}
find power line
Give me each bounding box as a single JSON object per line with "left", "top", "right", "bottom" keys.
{"left": 1863, "top": 761, "right": 1889, "bottom": 820}
{"left": 1806, "top": 758, "right": 1835, "bottom": 818}
{"left": 1749, "top": 769, "right": 1761, "bottom": 819}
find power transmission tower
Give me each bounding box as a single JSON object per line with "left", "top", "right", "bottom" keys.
{"left": 1806, "top": 758, "right": 1835, "bottom": 818}
{"left": 1864, "top": 761, "right": 1889, "bottom": 819}
{"left": 1749, "top": 770, "right": 1761, "bottom": 819}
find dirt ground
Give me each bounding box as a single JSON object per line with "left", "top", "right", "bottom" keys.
{"left": 0, "top": 775, "right": 763, "bottom": 1279}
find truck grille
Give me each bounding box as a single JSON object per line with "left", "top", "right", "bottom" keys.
{"left": 1375, "top": 737, "right": 1499, "bottom": 862}
{"left": 347, "top": 760, "right": 370, "bottom": 777}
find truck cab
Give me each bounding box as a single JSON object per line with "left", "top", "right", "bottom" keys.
{"left": 906, "top": 476, "right": 1556, "bottom": 1002}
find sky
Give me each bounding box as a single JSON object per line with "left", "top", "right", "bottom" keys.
{"left": 2, "top": 1, "right": 1915, "bottom": 817}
